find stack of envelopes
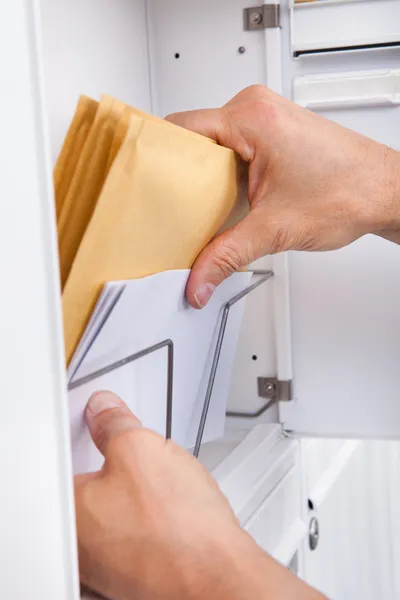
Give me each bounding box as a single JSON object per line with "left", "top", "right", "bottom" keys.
{"left": 55, "top": 95, "right": 248, "bottom": 365}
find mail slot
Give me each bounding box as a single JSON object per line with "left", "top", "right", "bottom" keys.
{"left": 291, "top": 0, "right": 400, "bottom": 57}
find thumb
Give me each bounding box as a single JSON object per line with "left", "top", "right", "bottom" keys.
{"left": 186, "top": 209, "right": 268, "bottom": 308}
{"left": 85, "top": 391, "right": 142, "bottom": 457}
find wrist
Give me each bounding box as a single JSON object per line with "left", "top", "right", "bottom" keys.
{"left": 371, "top": 146, "right": 400, "bottom": 241}
{"left": 184, "top": 528, "right": 323, "bottom": 600}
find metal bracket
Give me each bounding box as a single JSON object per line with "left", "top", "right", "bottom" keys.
{"left": 244, "top": 5, "right": 280, "bottom": 31}
{"left": 226, "top": 377, "right": 291, "bottom": 420}
{"left": 258, "top": 377, "right": 292, "bottom": 402}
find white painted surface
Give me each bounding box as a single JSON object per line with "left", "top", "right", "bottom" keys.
{"left": 146, "top": 0, "right": 267, "bottom": 116}
{"left": 263, "top": 5, "right": 294, "bottom": 391}
{"left": 307, "top": 441, "right": 360, "bottom": 511}
{"left": 146, "top": 0, "right": 293, "bottom": 424}
{"left": 209, "top": 425, "right": 297, "bottom": 523}
{"left": 0, "top": 1, "right": 79, "bottom": 598}
{"left": 279, "top": 0, "right": 400, "bottom": 439}
{"left": 294, "top": 68, "right": 400, "bottom": 110}
{"left": 264, "top": 0, "right": 283, "bottom": 95}
{"left": 40, "top": 0, "right": 152, "bottom": 160}
{"left": 300, "top": 438, "right": 348, "bottom": 495}
{"left": 292, "top": 0, "right": 400, "bottom": 54}
{"left": 244, "top": 466, "right": 304, "bottom": 562}
{"left": 200, "top": 426, "right": 303, "bottom": 565}
{"left": 301, "top": 440, "right": 400, "bottom": 599}
{"left": 273, "top": 518, "right": 307, "bottom": 568}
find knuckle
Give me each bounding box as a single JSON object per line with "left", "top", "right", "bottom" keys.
{"left": 267, "top": 221, "right": 323, "bottom": 254}
{"left": 213, "top": 239, "right": 248, "bottom": 276}
{"left": 107, "top": 427, "right": 162, "bottom": 461}
{"left": 244, "top": 84, "right": 268, "bottom": 99}
{"left": 296, "top": 228, "right": 324, "bottom": 251}
{"left": 253, "top": 99, "right": 278, "bottom": 129}
{"left": 213, "top": 253, "right": 239, "bottom": 278}
{"left": 107, "top": 427, "right": 140, "bottom": 456}
{"left": 164, "top": 112, "right": 177, "bottom": 122}
{"left": 236, "top": 86, "right": 278, "bottom": 137}
{"left": 268, "top": 226, "right": 291, "bottom": 254}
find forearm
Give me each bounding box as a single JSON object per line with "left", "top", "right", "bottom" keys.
{"left": 373, "top": 147, "right": 400, "bottom": 245}
{"left": 191, "top": 530, "right": 325, "bottom": 600}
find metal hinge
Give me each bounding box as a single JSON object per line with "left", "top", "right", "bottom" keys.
{"left": 244, "top": 5, "right": 280, "bottom": 30}
{"left": 257, "top": 377, "right": 292, "bottom": 402}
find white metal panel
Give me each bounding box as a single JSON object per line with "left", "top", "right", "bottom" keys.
{"left": 281, "top": 236, "right": 400, "bottom": 438}
{"left": 306, "top": 441, "right": 360, "bottom": 511}
{"left": 200, "top": 428, "right": 304, "bottom": 567}
{"left": 0, "top": 1, "right": 79, "bottom": 598}
{"left": 208, "top": 425, "right": 297, "bottom": 523}
{"left": 146, "top": 0, "right": 268, "bottom": 116}
{"left": 278, "top": 0, "right": 400, "bottom": 438}
{"left": 198, "top": 429, "right": 252, "bottom": 471}
{"left": 292, "top": 0, "right": 400, "bottom": 55}
{"left": 273, "top": 519, "right": 307, "bottom": 568}
{"left": 244, "top": 467, "right": 305, "bottom": 564}
{"left": 146, "top": 0, "right": 293, "bottom": 424}
{"left": 294, "top": 68, "right": 400, "bottom": 110}
{"left": 300, "top": 438, "right": 348, "bottom": 495}
{"left": 302, "top": 441, "right": 398, "bottom": 599}
{"left": 39, "top": 0, "right": 152, "bottom": 160}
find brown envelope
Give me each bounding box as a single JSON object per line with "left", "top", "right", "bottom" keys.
{"left": 57, "top": 98, "right": 248, "bottom": 365}
{"left": 54, "top": 95, "right": 99, "bottom": 223}
{"left": 57, "top": 96, "right": 130, "bottom": 288}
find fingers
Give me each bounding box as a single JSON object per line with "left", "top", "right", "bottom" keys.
{"left": 186, "top": 209, "right": 269, "bottom": 308}
{"left": 166, "top": 107, "right": 253, "bottom": 162}
{"left": 85, "top": 391, "right": 142, "bottom": 457}
{"left": 166, "top": 108, "right": 226, "bottom": 143}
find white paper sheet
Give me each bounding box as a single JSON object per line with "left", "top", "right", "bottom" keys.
{"left": 68, "top": 270, "right": 251, "bottom": 474}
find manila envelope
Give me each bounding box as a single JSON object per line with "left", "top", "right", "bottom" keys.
{"left": 57, "top": 98, "right": 248, "bottom": 365}
{"left": 56, "top": 95, "right": 216, "bottom": 288}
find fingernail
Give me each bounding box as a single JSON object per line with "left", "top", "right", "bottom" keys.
{"left": 87, "top": 391, "right": 123, "bottom": 416}
{"left": 193, "top": 283, "right": 216, "bottom": 308}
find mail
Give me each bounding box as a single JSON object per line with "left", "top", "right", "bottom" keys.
{"left": 55, "top": 95, "right": 250, "bottom": 470}
{"left": 55, "top": 95, "right": 248, "bottom": 365}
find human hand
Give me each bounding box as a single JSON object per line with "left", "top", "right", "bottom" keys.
{"left": 166, "top": 85, "right": 400, "bottom": 308}
{"left": 75, "top": 391, "right": 324, "bottom": 600}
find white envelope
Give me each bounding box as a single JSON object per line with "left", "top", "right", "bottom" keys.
{"left": 68, "top": 270, "right": 252, "bottom": 474}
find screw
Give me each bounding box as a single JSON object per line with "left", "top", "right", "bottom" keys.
{"left": 238, "top": 46, "right": 246, "bottom": 54}
{"left": 264, "top": 382, "right": 275, "bottom": 395}
{"left": 250, "top": 11, "right": 263, "bottom": 26}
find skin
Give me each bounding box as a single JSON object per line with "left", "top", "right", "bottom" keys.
{"left": 166, "top": 85, "right": 400, "bottom": 308}
{"left": 75, "top": 85, "right": 400, "bottom": 598}
{"left": 76, "top": 391, "right": 325, "bottom": 600}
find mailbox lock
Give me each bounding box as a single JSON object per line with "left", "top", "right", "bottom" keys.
{"left": 308, "top": 517, "right": 319, "bottom": 551}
